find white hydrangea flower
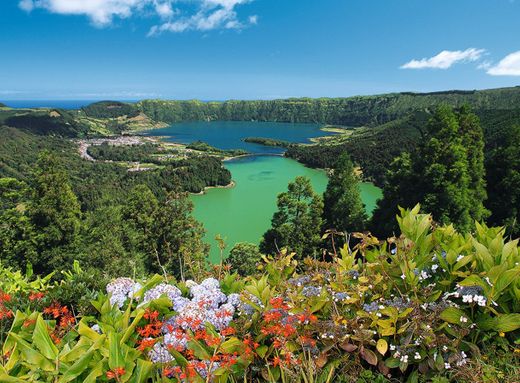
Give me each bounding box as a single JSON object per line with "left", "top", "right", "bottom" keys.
{"left": 148, "top": 342, "right": 174, "bottom": 363}
{"left": 142, "top": 283, "right": 182, "bottom": 305}
{"left": 106, "top": 278, "right": 141, "bottom": 308}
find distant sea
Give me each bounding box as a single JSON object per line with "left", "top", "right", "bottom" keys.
{"left": 1, "top": 100, "right": 137, "bottom": 110}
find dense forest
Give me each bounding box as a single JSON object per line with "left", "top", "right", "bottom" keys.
{"left": 0, "top": 106, "right": 232, "bottom": 280}
{"left": 286, "top": 107, "right": 520, "bottom": 237}
{"left": 243, "top": 137, "right": 292, "bottom": 148}
{"left": 1, "top": 89, "right": 520, "bottom": 382}
{"left": 135, "top": 86, "right": 520, "bottom": 126}
{"left": 286, "top": 112, "right": 426, "bottom": 185}
{"left": 82, "top": 101, "right": 140, "bottom": 119}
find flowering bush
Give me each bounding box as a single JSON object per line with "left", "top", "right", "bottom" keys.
{"left": 1, "top": 206, "right": 519, "bottom": 382}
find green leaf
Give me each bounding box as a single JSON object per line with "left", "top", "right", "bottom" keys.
{"left": 384, "top": 357, "right": 400, "bottom": 369}
{"left": 453, "top": 255, "right": 473, "bottom": 271}
{"left": 121, "top": 309, "right": 145, "bottom": 344}
{"left": 473, "top": 241, "right": 494, "bottom": 270}
{"left": 495, "top": 314, "right": 520, "bottom": 332}
{"left": 407, "top": 370, "right": 419, "bottom": 383}
{"left": 128, "top": 359, "right": 153, "bottom": 383}
{"left": 0, "top": 371, "right": 27, "bottom": 383}
{"left": 77, "top": 320, "right": 102, "bottom": 342}
{"left": 493, "top": 268, "right": 520, "bottom": 299}
{"left": 188, "top": 338, "right": 211, "bottom": 360}
{"left": 458, "top": 275, "right": 487, "bottom": 292}
{"left": 220, "top": 337, "right": 242, "bottom": 354}
{"left": 108, "top": 331, "right": 125, "bottom": 371}
{"left": 169, "top": 348, "right": 189, "bottom": 368}
{"left": 32, "top": 315, "right": 59, "bottom": 360}
{"left": 8, "top": 333, "right": 54, "bottom": 372}
{"left": 58, "top": 334, "right": 106, "bottom": 383}
{"left": 440, "top": 307, "right": 469, "bottom": 325}
{"left": 60, "top": 337, "right": 92, "bottom": 363}
{"left": 256, "top": 345, "right": 268, "bottom": 358}
{"left": 434, "top": 352, "right": 444, "bottom": 371}
{"left": 82, "top": 361, "right": 104, "bottom": 383}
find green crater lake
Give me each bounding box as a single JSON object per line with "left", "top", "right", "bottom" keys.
{"left": 191, "top": 155, "right": 382, "bottom": 262}
{"left": 147, "top": 121, "right": 383, "bottom": 262}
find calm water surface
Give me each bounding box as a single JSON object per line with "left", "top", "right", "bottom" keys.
{"left": 191, "top": 155, "right": 382, "bottom": 262}
{"left": 144, "top": 121, "right": 338, "bottom": 154}
{"left": 147, "top": 121, "right": 382, "bottom": 261}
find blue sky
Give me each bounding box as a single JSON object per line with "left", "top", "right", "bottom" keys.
{"left": 1, "top": 0, "right": 519, "bottom": 100}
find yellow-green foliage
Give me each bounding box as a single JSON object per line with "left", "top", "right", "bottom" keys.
{"left": 1, "top": 206, "right": 519, "bottom": 382}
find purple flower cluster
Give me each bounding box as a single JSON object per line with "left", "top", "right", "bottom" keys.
{"left": 106, "top": 277, "right": 142, "bottom": 308}
{"left": 141, "top": 278, "right": 246, "bottom": 364}
{"left": 142, "top": 283, "right": 182, "bottom": 305}
{"left": 148, "top": 341, "right": 174, "bottom": 363}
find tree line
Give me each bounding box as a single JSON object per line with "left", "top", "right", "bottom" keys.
{"left": 0, "top": 151, "right": 208, "bottom": 279}
{"left": 258, "top": 105, "right": 519, "bottom": 261}
{"left": 135, "top": 86, "right": 520, "bottom": 126}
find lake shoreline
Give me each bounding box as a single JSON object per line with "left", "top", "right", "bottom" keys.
{"left": 191, "top": 180, "right": 237, "bottom": 195}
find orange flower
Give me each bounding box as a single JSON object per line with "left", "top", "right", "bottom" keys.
{"left": 269, "top": 297, "right": 288, "bottom": 310}
{"left": 0, "top": 291, "right": 11, "bottom": 303}
{"left": 29, "top": 292, "right": 45, "bottom": 301}
{"left": 272, "top": 356, "right": 282, "bottom": 367}
{"left": 43, "top": 302, "right": 66, "bottom": 319}
{"left": 23, "top": 319, "right": 36, "bottom": 328}
{"left": 0, "top": 305, "right": 13, "bottom": 320}
{"left": 59, "top": 313, "right": 75, "bottom": 328}
{"left": 143, "top": 309, "right": 159, "bottom": 321}
{"left": 221, "top": 326, "right": 236, "bottom": 336}
{"left": 163, "top": 366, "right": 181, "bottom": 377}
{"left": 107, "top": 367, "right": 126, "bottom": 380}
{"left": 137, "top": 338, "right": 156, "bottom": 351}
{"left": 263, "top": 311, "right": 283, "bottom": 323}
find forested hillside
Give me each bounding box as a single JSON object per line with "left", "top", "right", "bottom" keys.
{"left": 135, "top": 86, "right": 520, "bottom": 126}
{"left": 1, "top": 93, "right": 520, "bottom": 383}
{"left": 82, "top": 100, "right": 140, "bottom": 119}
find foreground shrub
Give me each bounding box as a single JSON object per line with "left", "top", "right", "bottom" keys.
{"left": 1, "top": 205, "right": 519, "bottom": 382}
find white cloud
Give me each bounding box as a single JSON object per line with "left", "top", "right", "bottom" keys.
{"left": 19, "top": 0, "right": 35, "bottom": 12}
{"left": 19, "top": 0, "right": 149, "bottom": 26}
{"left": 401, "top": 48, "right": 486, "bottom": 70}
{"left": 19, "top": 0, "right": 256, "bottom": 33}
{"left": 487, "top": 51, "right": 520, "bottom": 76}
{"left": 148, "top": 0, "right": 255, "bottom": 35}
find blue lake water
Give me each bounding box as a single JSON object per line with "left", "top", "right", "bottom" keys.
{"left": 143, "top": 121, "right": 338, "bottom": 154}
{"left": 143, "top": 121, "right": 382, "bottom": 259}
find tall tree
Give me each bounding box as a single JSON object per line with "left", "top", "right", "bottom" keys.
{"left": 260, "top": 176, "right": 323, "bottom": 258}
{"left": 457, "top": 105, "right": 488, "bottom": 222}
{"left": 227, "top": 242, "right": 262, "bottom": 276}
{"left": 122, "top": 184, "right": 159, "bottom": 258}
{"left": 322, "top": 154, "right": 367, "bottom": 234}
{"left": 151, "top": 191, "right": 209, "bottom": 279}
{"left": 370, "top": 152, "right": 417, "bottom": 236}
{"left": 0, "top": 178, "right": 36, "bottom": 269}
{"left": 27, "top": 151, "right": 82, "bottom": 273}
{"left": 371, "top": 105, "right": 487, "bottom": 236}
{"left": 485, "top": 124, "right": 520, "bottom": 236}
{"left": 419, "top": 105, "right": 473, "bottom": 230}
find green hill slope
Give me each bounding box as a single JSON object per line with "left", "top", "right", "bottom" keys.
{"left": 135, "top": 86, "right": 520, "bottom": 126}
